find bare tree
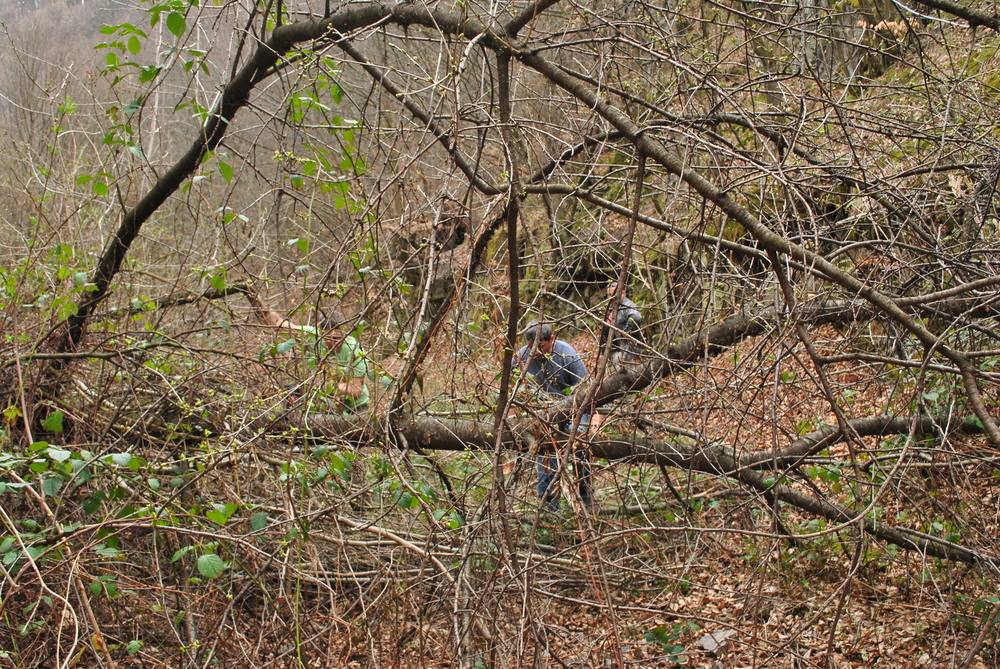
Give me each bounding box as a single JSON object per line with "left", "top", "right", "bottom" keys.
{"left": 3, "top": 0, "right": 1000, "bottom": 666}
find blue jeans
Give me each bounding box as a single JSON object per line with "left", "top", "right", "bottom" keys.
{"left": 536, "top": 414, "right": 593, "bottom": 511}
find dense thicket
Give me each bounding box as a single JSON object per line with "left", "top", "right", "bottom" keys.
{"left": 3, "top": 0, "right": 1000, "bottom": 666}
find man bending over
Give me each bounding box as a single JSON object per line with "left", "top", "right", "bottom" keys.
{"left": 515, "top": 319, "right": 596, "bottom": 511}
{"left": 258, "top": 303, "right": 370, "bottom": 413}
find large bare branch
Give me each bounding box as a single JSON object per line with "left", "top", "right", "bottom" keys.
{"left": 57, "top": 2, "right": 999, "bottom": 448}
{"left": 55, "top": 3, "right": 503, "bottom": 356}
{"left": 512, "top": 47, "right": 1000, "bottom": 447}
{"left": 292, "top": 410, "right": 989, "bottom": 564}
{"left": 910, "top": 0, "right": 1000, "bottom": 30}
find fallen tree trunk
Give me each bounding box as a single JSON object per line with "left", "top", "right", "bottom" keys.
{"left": 549, "top": 300, "right": 858, "bottom": 422}
{"left": 539, "top": 297, "right": 1000, "bottom": 426}
{"left": 286, "top": 409, "right": 993, "bottom": 565}
{"left": 292, "top": 410, "right": 981, "bottom": 470}
{"left": 253, "top": 294, "right": 998, "bottom": 565}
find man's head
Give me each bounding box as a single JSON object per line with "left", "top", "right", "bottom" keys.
{"left": 319, "top": 309, "right": 349, "bottom": 343}
{"left": 521, "top": 319, "right": 555, "bottom": 357}
{"left": 320, "top": 309, "right": 347, "bottom": 330}
{"left": 607, "top": 281, "right": 623, "bottom": 300}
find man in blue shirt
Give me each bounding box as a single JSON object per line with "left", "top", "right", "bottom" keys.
{"left": 515, "top": 319, "right": 594, "bottom": 511}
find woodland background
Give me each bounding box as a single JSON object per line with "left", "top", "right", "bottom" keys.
{"left": 3, "top": 0, "right": 1000, "bottom": 667}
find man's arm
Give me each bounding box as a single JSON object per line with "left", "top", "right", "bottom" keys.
{"left": 263, "top": 310, "right": 305, "bottom": 333}
{"left": 251, "top": 297, "right": 307, "bottom": 334}
{"left": 337, "top": 377, "right": 365, "bottom": 400}
{"left": 247, "top": 291, "right": 297, "bottom": 331}
{"left": 623, "top": 310, "right": 644, "bottom": 342}
{"left": 563, "top": 347, "right": 588, "bottom": 388}
{"left": 614, "top": 304, "right": 644, "bottom": 345}
{"left": 569, "top": 356, "right": 588, "bottom": 387}
{"left": 512, "top": 345, "right": 529, "bottom": 367}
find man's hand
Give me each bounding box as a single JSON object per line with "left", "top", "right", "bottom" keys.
{"left": 337, "top": 377, "right": 364, "bottom": 400}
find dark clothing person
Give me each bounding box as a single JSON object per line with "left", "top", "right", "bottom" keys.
{"left": 603, "top": 294, "right": 644, "bottom": 367}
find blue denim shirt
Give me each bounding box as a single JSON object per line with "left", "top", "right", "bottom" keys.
{"left": 515, "top": 339, "right": 587, "bottom": 397}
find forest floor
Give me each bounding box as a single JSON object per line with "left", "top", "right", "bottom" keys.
{"left": 330, "top": 322, "right": 1000, "bottom": 668}
{"left": 6, "top": 313, "right": 998, "bottom": 669}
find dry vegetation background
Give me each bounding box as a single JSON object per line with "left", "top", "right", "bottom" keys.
{"left": 2, "top": 0, "right": 1000, "bottom": 667}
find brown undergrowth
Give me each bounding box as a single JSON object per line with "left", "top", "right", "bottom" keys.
{"left": 1, "top": 305, "right": 999, "bottom": 668}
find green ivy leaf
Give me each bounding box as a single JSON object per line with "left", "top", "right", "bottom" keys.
{"left": 206, "top": 510, "right": 228, "bottom": 526}
{"left": 139, "top": 65, "right": 161, "bottom": 83}
{"left": 166, "top": 12, "right": 186, "bottom": 39}
{"left": 83, "top": 491, "right": 106, "bottom": 514}
{"left": 397, "top": 492, "right": 419, "bottom": 509}
{"left": 41, "top": 411, "right": 64, "bottom": 433}
{"left": 47, "top": 447, "right": 72, "bottom": 463}
{"left": 196, "top": 553, "right": 226, "bottom": 578}
{"left": 42, "top": 477, "right": 62, "bottom": 496}
{"left": 110, "top": 453, "right": 132, "bottom": 467}
{"left": 249, "top": 512, "right": 267, "bottom": 532}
